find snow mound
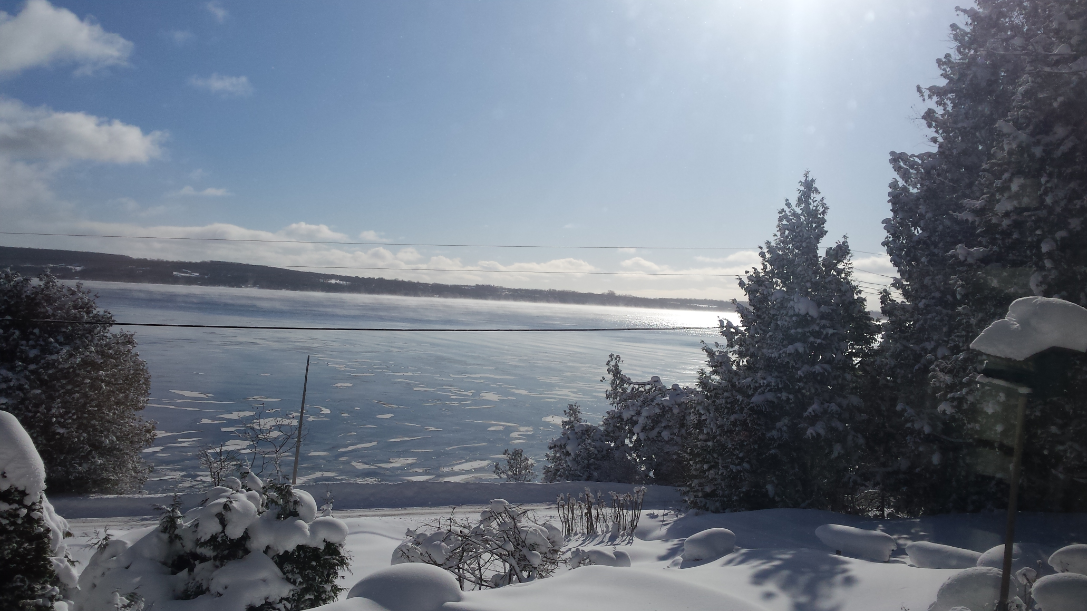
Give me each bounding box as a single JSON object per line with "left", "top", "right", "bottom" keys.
{"left": 905, "top": 541, "right": 982, "bottom": 569}
{"left": 815, "top": 524, "right": 897, "bottom": 562}
{"left": 929, "top": 566, "right": 1002, "bottom": 611}
{"left": 0, "top": 410, "right": 46, "bottom": 504}
{"left": 1049, "top": 544, "right": 1087, "bottom": 575}
{"left": 569, "top": 548, "right": 632, "bottom": 568}
{"left": 970, "top": 297, "right": 1087, "bottom": 360}
{"left": 346, "top": 564, "right": 462, "bottom": 611}
{"left": 682, "top": 528, "right": 736, "bottom": 562}
{"left": 977, "top": 542, "right": 1051, "bottom": 576}
{"left": 1033, "top": 573, "right": 1087, "bottom": 611}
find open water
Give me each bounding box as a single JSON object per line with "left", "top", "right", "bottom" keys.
{"left": 79, "top": 282, "right": 734, "bottom": 492}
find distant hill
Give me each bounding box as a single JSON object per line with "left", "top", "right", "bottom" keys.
{"left": 0, "top": 246, "right": 734, "bottom": 312}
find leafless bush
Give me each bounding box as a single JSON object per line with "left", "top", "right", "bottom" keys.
{"left": 556, "top": 487, "right": 645, "bottom": 537}
{"left": 235, "top": 403, "right": 303, "bottom": 479}
{"left": 197, "top": 442, "right": 242, "bottom": 486}
{"left": 392, "top": 500, "right": 562, "bottom": 590}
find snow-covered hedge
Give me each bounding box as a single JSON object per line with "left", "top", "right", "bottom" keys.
{"left": 74, "top": 475, "right": 349, "bottom": 611}
{"left": 0, "top": 410, "right": 76, "bottom": 611}
{"left": 392, "top": 499, "right": 562, "bottom": 590}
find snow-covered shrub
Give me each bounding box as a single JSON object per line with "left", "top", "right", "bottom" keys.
{"left": 904, "top": 541, "right": 981, "bottom": 569}
{"left": 976, "top": 542, "right": 1052, "bottom": 579}
{"left": 346, "top": 564, "right": 462, "bottom": 611}
{"left": 555, "top": 487, "right": 644, "bottom": 537}
{"left": 929, "top": 567, "right": 1007, "bottom": 611}
{"left": 1032, "top": 573, "right": 1087, "bottom": 611}
{"left": 493, "top": 448, "right": 535, "bottom": 482}
{"left": 599, "top": 356, "right": 695, "bottom": 486}
{"left": 543, "top": 403, "right": 635, "bottom": 484}
{"left": 681, "top": 528, "right": 736, "bottom": 563}
{"left": 0, "top": 410, "right": 77, "bottom": 611}
{"left": 814, "top": 524, "right": 897, "bottom": 562}
{"left": 392, "top": 499, "right": 561, "bottom": 590}
{"left": 1048, "top": 544, "right": 1087, "bottom": 576}
{"left": 568, "top": 548, "right": 631, "bottom": 568}
{"left": 74, "top": 475, "right": 350, "bottom": 611}
{"left": 0, "top": 271, "right": 155, "bottom": 493}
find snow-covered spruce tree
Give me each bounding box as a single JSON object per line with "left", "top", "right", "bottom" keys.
{"left": 0, "top": 411, "right": 77, "bottom": 611}
{"left": 686, "top": 174, "right": 877, "bottom": 511}
{"left": 599, "top": 354, "right": 695, "bottom": 486}
{"left": 542, "top": 403, "right": 636, "bottom": 483}
{"left": 0, "top": 271, "right": 155, "bottom": 493}
{"left": 876, "top": 0, "right": 1087, "bottom": 512}
{"left": 74, "top": 474, "right": 350, "bottom": 611}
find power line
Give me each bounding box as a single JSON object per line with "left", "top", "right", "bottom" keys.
{"left": 0, "top": 231, "right": 755, "bottom": 251}
{"left": 22, "top": 319, "right": 720, "bottom": 332}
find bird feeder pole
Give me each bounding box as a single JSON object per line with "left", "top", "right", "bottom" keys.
{"left": 291, "top": 355, "right": 310, "bottom": 486}
{"left": 997, "top": 386, "right": 1030, "bottom": 611}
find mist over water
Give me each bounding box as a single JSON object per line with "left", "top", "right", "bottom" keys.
{"left": 80, "top": 282, "right": 732, "bottom": 492}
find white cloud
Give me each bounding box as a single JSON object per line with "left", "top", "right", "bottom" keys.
{"left": 0, "top": 0, "right": 132, "bottom": 76}
{"left": 359, "top": 230, "right": 389, "bottom": 242}
{"left": 205, "top": 2, "right": 228, "bottom": 23}
{"left": 188, "top": 73, "right": 253, "bottom": 97}
{"left": 170, "top": 185, "right": 230, "bottom": 197}
{"left": 0, "top": 98, "right": 166, "bottom": 163}
{"left": 278, "top": 222, "right": 347, "bottom": 241}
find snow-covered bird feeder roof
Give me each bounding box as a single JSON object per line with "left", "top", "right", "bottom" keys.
{"left": 971, "top": 297, "right": 1087, "bottom": 361}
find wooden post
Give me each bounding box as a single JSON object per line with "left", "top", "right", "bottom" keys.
{"left": 291, "top": 355, "right": 310, "bottom": 486}
{"left": 997, "top": 389, "right": 1030, "bottom": 610}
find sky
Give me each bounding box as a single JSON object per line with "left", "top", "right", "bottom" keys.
{"left": 0, "top": 0, "right": 964, "bottom": 302}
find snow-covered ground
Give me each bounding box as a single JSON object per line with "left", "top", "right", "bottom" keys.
{"left": 60, "top": 484, "right": 1087, "bottom": 611}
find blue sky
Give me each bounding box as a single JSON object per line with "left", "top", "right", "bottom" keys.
{"left": 0, "top": 0, "right": 962, "bottom": 300}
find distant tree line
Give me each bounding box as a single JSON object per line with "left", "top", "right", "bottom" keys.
{"left": 545, "top": 0, "right": 1087, "bottom": 515}
{"left": 0, "top": 246, "right": 733, "bottom": 312}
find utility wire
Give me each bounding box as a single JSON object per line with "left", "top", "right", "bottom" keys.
{"left": 21, "top": 319, "right": 719, "bottom": 332}
{"left": 0, "top": 231, "right": 753, "bottom": 251}
{"left": 0, "top": 231, "right": 891, "bottom": 257}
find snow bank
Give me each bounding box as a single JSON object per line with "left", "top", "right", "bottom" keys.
{"left": 970, "top": 297, "right": 1087, "bottom": 360}
{"left": 682, "top": 528, "right": 736, "bottom": 562}
{"left": 50, "top": 481, "right": 682, "bottom": 519}
{"left": 1049, "top": 544, "right": 1087, "bottom": 575}
{"left": 1032, "top": 573, "right": 1087, "bottom": 611}
{"left": 0, "top": 410, "right": 46, "bottom": 504}
{"left": 815, "top": 524, "right": 897, "bottom": 562}
{"left": 346, "top": 564, "right": 461, "bottom": 611}
{"left": 929, "top": 566, "right": 1003, "bottom": 611}
{"left": 905, "top": 541, "right": 982, "bottom": 569}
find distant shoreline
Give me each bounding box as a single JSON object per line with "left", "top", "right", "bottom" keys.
{"left": 1, "top": 246, "right": 735, "bottom": 312}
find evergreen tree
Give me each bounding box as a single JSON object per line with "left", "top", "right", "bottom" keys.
{"left": 0, "top": 271, "right": 155, "bottom": 493}
{"left": 686, "top": 174, "right": 876, "bottom": 510}
{"left": 876, "top": 0, "right": 1087, "bottom": 512}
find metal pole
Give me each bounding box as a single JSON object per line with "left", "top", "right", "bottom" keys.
{"left": 997, "top": 389, "right": 1030, "bottom": 610}
{"left": 289, "top": 354, "right": 310, "bottom": 482}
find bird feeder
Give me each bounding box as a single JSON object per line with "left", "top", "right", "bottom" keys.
{"left": 970, "top": 297, "right": 1087, "bottom": 610}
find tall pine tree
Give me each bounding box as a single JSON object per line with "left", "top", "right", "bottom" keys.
{"left": 687, "top": 174, "right": 876, "bottom": 511}
{"left": 876, "top": 0, "right": 1087, "bottom": 512}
